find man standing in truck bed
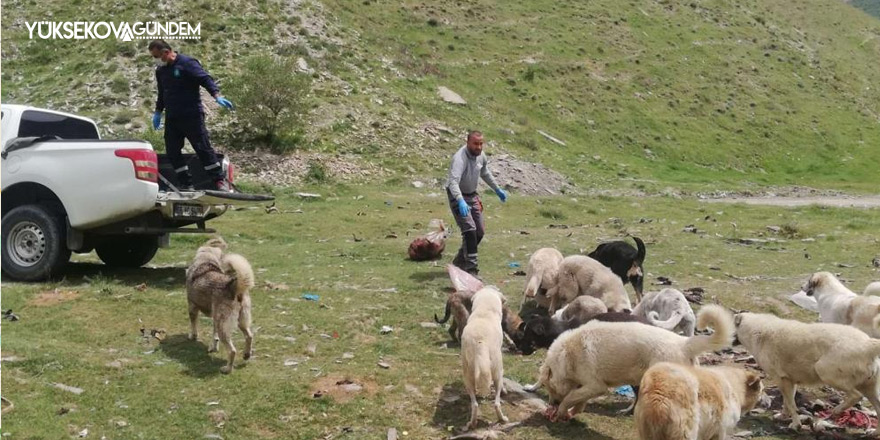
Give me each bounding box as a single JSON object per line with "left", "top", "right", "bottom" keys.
{"left": 446, "top": 130, "right": 508, "bottom": 277}
{"left": 149, "top": 39, "right": 235, "bottom": 192}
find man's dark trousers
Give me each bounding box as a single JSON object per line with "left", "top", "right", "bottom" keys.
{"left": 165, "top": 112, "right": 223, "bottom": 186}
{"left": 448, "top": 191, "right": 484, "bottom": 275}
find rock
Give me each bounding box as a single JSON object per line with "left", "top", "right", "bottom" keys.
{"left": 873, "top": 257, "right": 880, "bottom": 268}
{"left": 305, "top": 343, "right": 317, "bottom": 356}
{"left": 296, "top": 192, "right": 321, "bottom": 199}
{"left": 377, "top": 361, "right": 391, "bottom": 369}
{"left": 380, "top": 325, "right": 394, "bottom": 334}
{"left": 766, "top": 226, "right": 781, "bottom": 233}
{"left": 537, "top": 130, "right": 566, "bottom": 146}
{"left": 438, "top": 86, "right": 466, "bottom": 105}
{"left": 53, "top": 383, "right": 84, "bottom": 395}
{"left": 411, "top": 181, "right": 424, "bottom": 188}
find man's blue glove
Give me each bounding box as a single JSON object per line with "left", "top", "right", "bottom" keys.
{"left": 495, "top": 188, "right": 508, "bottom": 203}
{"left": 152, "top": 112, "right": 162, "bottom": 130}
{"left": 456, "top": 198, "right": 470, "bottom": 217}
{"left": 216, "top": 96, "right": 235, "bottom": 110}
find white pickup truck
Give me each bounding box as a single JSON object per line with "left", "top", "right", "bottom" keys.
{"left": 1, "top": 104, "right": 273, "bottom": 281}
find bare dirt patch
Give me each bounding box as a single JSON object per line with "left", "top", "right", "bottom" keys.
{"left": 698, "top": 186, "right": 880, "bottom": 208}
{"left": 231, "top": 151, "right": 387, "bottom": 186}
{"left": 28, "top": 289, "right": 79, "bottom": 307}
{"left": 310, "top": 375, "right": 379, "bottom": 404}
{"left": 490, "top": 154, "right": 574, "bottom": 196}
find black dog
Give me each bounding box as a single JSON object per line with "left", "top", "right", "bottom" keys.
{"left": 509, "top": 312, "right": 648, "bottom": 356}
{"left": 588, "top": 236, "right": 646, "bottom": 301}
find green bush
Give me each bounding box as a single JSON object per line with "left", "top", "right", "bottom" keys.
{"left": 305, "top": 159, "right": 328, "bottom": 183}
{"left": 226, "top": 55, "right": 312, "bottom": 144}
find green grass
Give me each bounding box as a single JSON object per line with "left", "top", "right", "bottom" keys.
{"left": 2, "top": 185, "right": 879, "bottom": 439}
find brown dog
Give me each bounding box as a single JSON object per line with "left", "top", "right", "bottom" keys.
{"left": 186, "top": 237, "right": 255, "bottom": 374}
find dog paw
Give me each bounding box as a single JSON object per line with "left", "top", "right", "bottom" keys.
{"left": 243, "top": 351, "right": 252, "bottom": 361}
{"left": 188, "top": 334, "right": 197, "bottom": 341}
{"left": 220, "top": 366, "right": 232, "bottom": 374}
{"left": 788, "top": 420, "right": 803, "bottom": 431}
{"left": 498, "top": 415, "right": 509, "bottom": 423}
{"left": 207, "top": 348, "right": 218, "bottom": 353}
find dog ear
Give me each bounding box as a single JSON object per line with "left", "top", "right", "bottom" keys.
{"left": 517, "top": 321, "right": 526, "bottom": 332}
{"left": 746, "top": 373, "right": 762, "bottom": 390}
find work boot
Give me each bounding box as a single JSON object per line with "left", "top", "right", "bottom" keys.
{"left": 215, "top": 179, "right": 234, "bottom": 193}
{"left": 452, "top": 249, "right": 465, "bottom": 269}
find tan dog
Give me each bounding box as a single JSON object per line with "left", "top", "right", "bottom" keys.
{"left": 735, "top": 312, "right": 880, "bottom": 431}
{"left": 552, "top": 295, "right": 608, "bottom": 322}
{"left": 635, "top": 363, "right": 763, "bottom": 440}
{"left": 539, "top": 305, "right": 733, "bottom": 421}
{"left": 461, "top": 287, "right": 508, "bottom": 429}
{"left": 186, "top": 238, "right": 256, "bottom": 374}
{"left": 522, "top": 248, "right": 564, "bottom": 309}
{"left": 803, "top": 271, "right": 880, "bottom": 337}
{"left": 546, "top": 255, "right": 632, "bottom": 314}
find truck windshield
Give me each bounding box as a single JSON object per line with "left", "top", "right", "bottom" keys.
{"left": 19, "top": 110, "right": 99, "bottom": 139}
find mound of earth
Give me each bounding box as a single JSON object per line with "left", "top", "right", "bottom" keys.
{"left": 490, "top": 154, "right": 574, "bottom": 196}
{"left": 230, "top": 151, "right": 387, "bottom": 186}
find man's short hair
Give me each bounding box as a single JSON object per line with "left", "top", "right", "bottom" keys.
{"left": 467, "top": 130, "right": 482, "bottom": 141}
{"left": 148, "top": 40, "right": 172, "bottom": 52}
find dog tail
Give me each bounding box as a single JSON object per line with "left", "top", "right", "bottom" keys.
{"left": 524, "top": 271, "right": 543, "bottom": 299}
{"left": 632, "top": 236, "right": 646, "bottom": 264}
{"left": 221, "top": 253, "right": 255, "bottom": 302}
{"left": 682, "top": 305, "right": 734, "bottom": 360}
{"left": 435, "top": 299, "right": 452, "bottom": 324}
{"left": 647, "top": 310, "right": 683, "bottom": 331}
{"left": 473, "top": 350, "right": 493, "bottom": 396}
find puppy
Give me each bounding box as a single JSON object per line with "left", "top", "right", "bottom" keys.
{"left": 514, "top": 311, "right": 647, "bottom": 356}
{"left": 633, "top": 288, "right": 696, "bottom": 336}
{"left": 804, "top": 271, "right": 880, "bottom": 337}
{"left": 539, "top": 305, "right": 733, "bottom": 421}
{"left": 588, "top": 236, "right": 646, "bottom": 302}
{"left": 635, "top": 363, "right": 763, "bottom": 440}
{"left": 186, "top": 239, "right": 256, "bottom": 374}
{"left": 461, "top": 287, "right": 508, "bottom": 429}
{"left": 553, "top": 295, "right": 607, "bottom": 322}
{"left": 522, "top": 248, "right": 564, "bottom": 310}
{"left": 735, "top": 312, "right": 880, "bottom": 431}
{"left": 435, "top": 290, "right": 474, "bottom": 342}
{"left": 546, "top": 255, "right": 632, "bottom": 314}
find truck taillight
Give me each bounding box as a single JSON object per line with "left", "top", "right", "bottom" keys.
{"left": 227, "top": 162, "right": 235, "bottom": 183}
{"left": 115, "top": 149, "right": 158, "bottom": 183}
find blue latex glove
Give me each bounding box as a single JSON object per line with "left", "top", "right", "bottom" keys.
{"left": 215, "top": 96, "right": 235, "bottom": 110}
{"left": 151, "top": 112, "right": 162, "bottom": 130}
{"left": 495, "top": 188, "right": 508, "bottom": 202}
{"left": 456, "top": 199, "right": 470, "bottom": 217}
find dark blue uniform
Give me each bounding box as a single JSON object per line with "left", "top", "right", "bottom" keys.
{"left": 155, "top": 53, "right": 223, "bottom": 185}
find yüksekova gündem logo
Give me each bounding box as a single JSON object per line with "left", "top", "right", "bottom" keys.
{"left": 25, "top": 21, "right": 201, "bottom": 41}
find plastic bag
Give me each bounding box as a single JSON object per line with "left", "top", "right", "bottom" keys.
{"left": 408, "top": 219, "right": 448, "bottom": 261}
{"left": 447, "top": 264, "right": 484, "bottom": 294}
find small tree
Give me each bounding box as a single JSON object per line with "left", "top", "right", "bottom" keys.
{"left": 227, "top": 55, "right": 311, "bottom": 145}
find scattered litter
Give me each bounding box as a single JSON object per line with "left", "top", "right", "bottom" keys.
{"left": 284, "top": 360, "right": 299, "bottom": 367}
{"left": 380, "top": 326, "right": 394, "bottom": 335}
{"left": 263, "top": 281, "right": 290, "bottom": 291}
{"left": 450, "top": 422, "right": 522, "bottom": 439}
{"left": 377, "top": 362, "right": 391, "bottom": 369}
{"left": 78, "top": 428, "right": 88, "bottom": 438}
{"left": 614, "top": 385, "right": 635, "bottom": 398}
{"left": 507, "top": 262, "right": 520, "bottom": 268}
{"left": 140, "top": 328, "right": 167, "bottom": 341}
{"left": 512, "top": 270, "right": 526, "bottom": 276}
{"left": 115, "top": 420, "right": 128, "bottom": 428}
{"left": 342, "top": 352, "right": 354, "bottom": 359}
{"left": 789, "top": 291, "right": 818, "bottom": 312}
{"left": 52, "top": 383, "right": 84, "bottom": 395}
{"left": 134, "top": 283, "right": 147, "bottom": 291}
{"left": 206, "top": 401, "right": 220, "bottom": 406}
{"left": 836, "top": 262, "right": 855, "bottom": 268}
{"left": 302, "top": 293, "right": 320, "bottom": 301}
{"left": 386, "top": 233, "right": 398, "bottom": 239}
{"left": 682, "top": 225, "right": 698, "bottom": 233}
{"left": 305, "top": 344, "right": 317, "bottom": 356}
{"left": 3, "top": 310, "right": 19, "bottom": 321}
{"left": 547, "top": 224, "right": 569, "bottom": 229}
{"left": 387, "top": 428, "right": 398, "bottom": 440}
{"left": 655, "top": 276, "right": 673, "bottom": 286}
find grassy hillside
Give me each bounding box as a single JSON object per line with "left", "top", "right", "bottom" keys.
{"left": 2, "top": 186, "right": 879, "bottom": 439}
{"left": 2, "top": 0, "right": 880, "bottom": 192}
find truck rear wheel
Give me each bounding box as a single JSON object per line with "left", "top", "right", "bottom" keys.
{"left": 1, "top": 204, "right": 71, "bottom": 281}
{"left": 96, "top": 236, "right": 159, "bottom": 268}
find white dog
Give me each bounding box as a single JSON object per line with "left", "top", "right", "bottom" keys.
{"left": 461, "top": 287, "right": 508, "bottom": 429}
{"left": 635, "top": 363, "right": 763, "bottom": 440}
{"left": 632, "top": 288, "right": 696, "bottom": 336}
{"left": 866, "top": 281, "right": 880, "bottom": 296}
{"left": 522, "top": 248, "right": 564, "bottom": 309}
{"left": 735, "top": 312, "right": 880, "bottom": 431}
{"left": 552, "top": 295, "right": 608, "bottom": 322}
{"left": 546, "top": 255, "right": 632, "bottom": 314}
{"left": 538, "top": 305, "right": 733, "bottom": 421}
{"left": 803, "top": 271, "right": 880, "bottom": 338}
